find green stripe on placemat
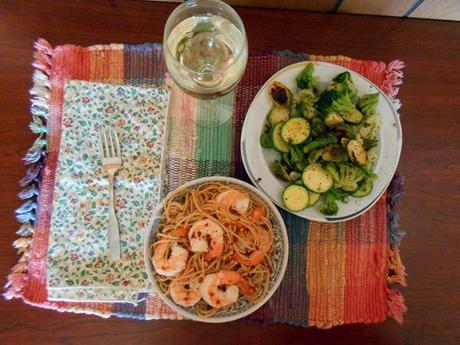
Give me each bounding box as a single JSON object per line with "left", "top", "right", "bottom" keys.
{"left": 195, "top": 92, "right": 235, "bottom": 177}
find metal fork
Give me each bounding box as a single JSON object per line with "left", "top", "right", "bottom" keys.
{"left": 99, "top": 127, "right": 122, "bottom": 261}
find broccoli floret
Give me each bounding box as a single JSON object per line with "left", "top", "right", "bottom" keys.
{"left": 296, "top": 63, "right": 318, "bottom": 90}
{"left": 330, "top": 188, "right": 350, "bottom": 203}
{"left": 333, "top": 72, "right": 357, "bottom": 98}
{"left": 327, "top": 162, "right": 366, "bottom": 192}
{"left": 326, "top": 81, "right": 348, "bottom": 95}
{"left": 302, "top": 134, "right": 338, "bottom": 153}
{"left": 296, "top": 91, "right": 318, "bottom": 118}
{"left": 320, "top": 192, "right": 339, "bottom": 215}
{"left": 357, "top": 93, "right": 379, "bottom": 116}
{"left": 316, "top": 89, "right": 363, "bottom": 123}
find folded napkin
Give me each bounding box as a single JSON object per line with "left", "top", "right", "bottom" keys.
{"left": 46, "top": 80, "right": 169, "bottom": 303}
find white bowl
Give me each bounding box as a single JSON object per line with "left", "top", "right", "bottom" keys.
{"left": 241, "top": 61, "right": 402, "bottom": 222}
{"left": 143, "top": 176, "right": 289, "bottom": 323}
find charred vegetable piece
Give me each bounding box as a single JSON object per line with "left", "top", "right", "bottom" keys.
{"left": 303, "top": 134, "right": 338, "bottom": 153}
{"left": 322, "top": 144, "right": 347, "bottom": 162}
{"left": 347, "top": 140, "right": 367, "bottom": 165}
{"left": 268, "top": 105, "right": 290, "bottom": 125}
{"left": 324, "top": 112, "right": 344, "bottom": 127}
{"left": 270, "top": 81, "right": 291, "bottom": 107}
{"left": 332, "top": 71, "right": 357, "bottom": 98}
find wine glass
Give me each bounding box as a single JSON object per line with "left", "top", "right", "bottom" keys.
{"left": 163, "top": 0, "right": 248, "bottom": 126}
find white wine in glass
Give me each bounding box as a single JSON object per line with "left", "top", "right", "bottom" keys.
{"left": 164, "top": 0, "right": 248, "bottom": 100}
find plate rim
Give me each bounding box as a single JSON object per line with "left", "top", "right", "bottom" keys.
{"left": 240, "top": 60, "right": 402, "bottom": 223}
{"left": 143, "top": 176, "right": 289, "bottom": 323}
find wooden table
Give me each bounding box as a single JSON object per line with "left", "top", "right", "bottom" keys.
{"left": 1, "top": 1, "right": 459, "bottom": 344}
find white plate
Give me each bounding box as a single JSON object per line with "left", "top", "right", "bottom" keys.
{"left": 144, "top": 176, "right": 289, "bottom": 323}
{"left": 241, "top": 61, "right": 402, "bottom": 222}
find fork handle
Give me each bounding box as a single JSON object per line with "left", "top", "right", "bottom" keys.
{"left": 108, "top": 176, "right": 121, "bottom": 261}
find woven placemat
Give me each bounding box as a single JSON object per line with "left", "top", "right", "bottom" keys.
{"left": 5, "top": 39, "right": 407, "bottom": 328}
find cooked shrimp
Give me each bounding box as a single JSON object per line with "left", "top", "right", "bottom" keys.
{"left": 152, "top": 242, "right": 188, "bottom": 277}
{"left": 215, "top": 189, "right": 251, "bottom": 215}
{"left": 232, "top": 230, "right": 271, "bottom": 266}
{"left": 170, "top": 280, "right": 201, "bottom": 307}
{"left": 200, "top": 270, "right": 255, "bottom": 308}
{"left": 188, "top": 219, "right": 224, "bottom": 261}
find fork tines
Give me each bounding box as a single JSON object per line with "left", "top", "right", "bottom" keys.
{"left": 99, "top": 127, "right": 121, "bottom": 159}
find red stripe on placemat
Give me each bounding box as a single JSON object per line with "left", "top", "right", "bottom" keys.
{"left": 343, "top": 195, "right": 388, "bottom": 324}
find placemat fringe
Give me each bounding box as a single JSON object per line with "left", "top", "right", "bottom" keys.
{"left": 385, "top": 172, "right": 408, "bottom": 323}
{"left": 3, "top": 38, "right": 53, "bottom": 301}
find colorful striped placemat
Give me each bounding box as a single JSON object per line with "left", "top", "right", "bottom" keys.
{"left": 5, "top": 39, "right": 407, "bottom": 328}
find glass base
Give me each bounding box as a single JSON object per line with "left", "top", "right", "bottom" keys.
{"left": 195, "top": 93, "right": 234, "bottom": 128}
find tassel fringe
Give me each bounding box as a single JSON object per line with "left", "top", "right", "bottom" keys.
{"left": 3, "top": 38, "right": 53, "bottom": 300}
{"left": 386, "top": 172, "right": 408, "bottom": 322}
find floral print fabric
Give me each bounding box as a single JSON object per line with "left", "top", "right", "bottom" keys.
{"left": 47, "top": 80, "right": 169, "bottom": 303}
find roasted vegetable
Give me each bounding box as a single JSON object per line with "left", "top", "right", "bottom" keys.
{"left": 332, "top": 71, "right": 357, "bottom": 98}
{"left": 302, "top": 163, "right": 333, "bottom": 193}
{"left": 269, "top": 81, "right": 292, "bottom": 107}
{"left": 316, "top": 89, "right": 363, "bottom": 123}
{"left": 260, "top": 132, "right": 273, "bottom": 148}
{"left": 357, "top": 93, "right": 379, "bottom": 116}
{"left": 310, "top": 118, "right": 327, "bottom": 138}
{"left": 320, "top": 192, "right": 339, "bottom": 216}
{"left": 307, "top": 149, "right": 323, "bottom": 164}
{"left": 322, "top": 144, "right": 347, "bottom": 162}
{"left": 303, "top": 134, "right": 338, "bottom": 153}
{"left": 330, "top": 188, "right": 350, "bottom": 203}
{"left": 333, "top": 124, "right": 356, "bottom": 140}
{"left": 281, "top": 118, "right": 310, "bottom": 145}
{"left": 325, "top": 162, "right": 366, "bottom": 192}
{"left": 326, "top": 81, "right": 348, "bottom": 95}
{"left": 268, "top": 105, "right": 290, "bottom": 125}
{"left": 324, "top": 112, "right": 344, "bottom": 127}
{"left": 347, "top": 140, "right": 367, "bottom": 165}
{"left": 289, "top": 145, "right": 305, "bottom": 164}
{"left": 296, "top": 63, "right": 318, "bottom": 90}
{"left": 363, "top": 138, "right": 378, "bottom": 150}
{"left": 296, "top": 90, "right": 318, "bottom": 119}
{"left": 271, "top": 160, "right": 300, "bottom": 182}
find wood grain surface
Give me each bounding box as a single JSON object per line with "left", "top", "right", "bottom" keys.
{"left": 1, "top": 1, "right": 459, "bottom": 344}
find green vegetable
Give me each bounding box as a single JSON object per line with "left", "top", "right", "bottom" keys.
{"left": 347, "top": 140, "right": 367, "bottom": 165}
{"left": 295, "top": 160, "right": 306, "bottom": 172}
{"left": 333, "top": 124, "right": 356, "bottom": 140}
{"left": 308, "top": 149, "right": 323, "bottom": 164}
{"left": 316, "top": 89, "right": 363, "bottom": 124}
{"left": 320, "top": 192, "right": 339, "bottom": 216}
{"left": 260, "top": 125, "right": 273, "bottom": 148}
{"left": 310, "top": 118, "right": 327, "bottom": 138}
{"left": 271, "top": 160, "right": 300, "bottom": 182}
{"left": 363, "top": 138, "right": 378, "bottom": 150}
{"left": 295, "top": 90, "right": 318, "bottom": 119}
{"left": 352, "top": 179, "right": 373, "bottom": 197}
{"left": 330, "top": 188, "right": 350, "bottom": 203}
{"left": 307, "top": 190, "right": 321, "bottom": 207}
{"left": 357, "top": 93, "right": 379, "bottom": 116}
{"left": 271, "top": 122, "right": 290, "bottom": 153}
{"left": 302, "top": 163, "right": 333, "bottom": 193}
{"left": 332, "top": 71, "right": 357, "bottom": 98}
{"left": 296, "top": 63, "right": 318, "bottom": 90}
{"left": 289, "top": 145, "right": 305, "bottom": 164}
{"left": 282, "top": 184, "right": 310, "bottom": 211}
{"left": 324, "top": 112, "right": 344, "bottom": 127}
{"left": 325, "top": 162, "right": 366, "bottom": 192}
{"left": 322, "top": 144, "right": 347, "bottom": 162}
{"left": 303, "top": 134, "right": 338, "bottom": 153}
{"left": 260, "top": 132, "right": 272, "bottom": 148}
{"left": 281, "top": 117, "right": 310, "bottom": 145}
{"left": 326, "top": 81, "right": 348, "bottom": 95}
{"left": 268, "top": 105, "right": 290, "bottom": 125}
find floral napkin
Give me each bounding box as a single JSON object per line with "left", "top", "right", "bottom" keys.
{"left": 46, "top": 80, "right": 169, "bottom": 303}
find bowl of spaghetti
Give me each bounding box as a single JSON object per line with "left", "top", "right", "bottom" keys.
{"left": 144, "top": 176, "right": 288, "bottom": 323}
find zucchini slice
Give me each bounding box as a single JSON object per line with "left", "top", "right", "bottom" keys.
{"left": 281, "top": 118, "right": 310, "bottom": 145}
{"left": 301, "top": 163, "right": 333, "bottom": 193}
{"left": 282, "top": 184, "right": 309, "bottom": 212}
{"left": 352, "top": 180, "right": 373, "bottom": 197}
{"left": 271, "top": 122, "right": 290, "bottom": 153}
{"left": 308, "top": 190, "right": 321, "bottom": 207}
{"left": 268, "top": 106, "right": 290, "bottom": 125}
